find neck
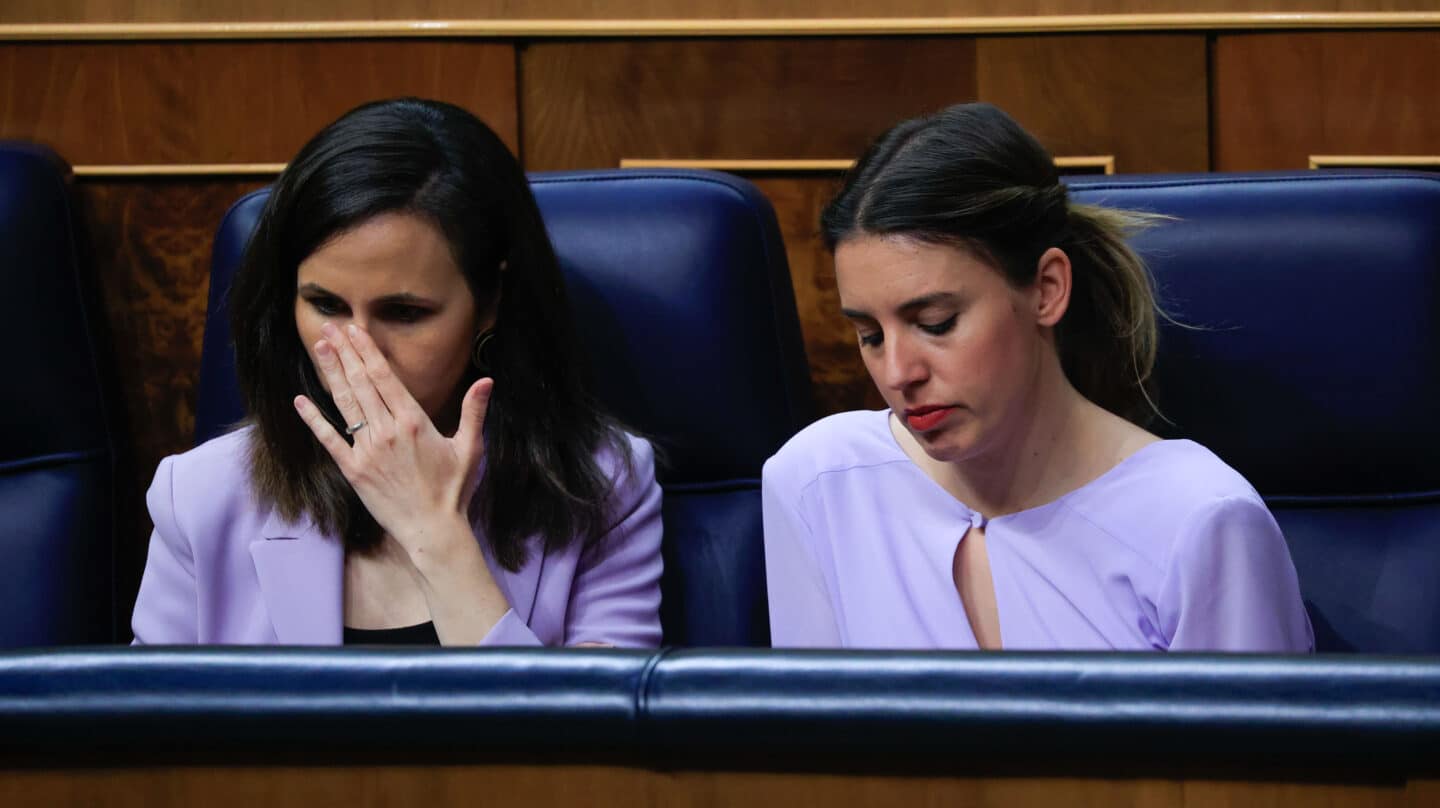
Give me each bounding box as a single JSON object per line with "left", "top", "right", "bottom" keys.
{"left": 966, "top": 369, "right": 1089, "bottom": 517}
{"left": 901, "top": 352, "right": 1137, "bottom": 518}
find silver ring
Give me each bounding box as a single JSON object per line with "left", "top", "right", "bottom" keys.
{"left": 344, "top": 420, "right": 367, "bottom": 435}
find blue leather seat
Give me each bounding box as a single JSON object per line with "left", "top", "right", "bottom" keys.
{"left": 1069, "top": 171, "right": 1440, "bottom": 653}
{"left": 195, "top": 169, "right": 814, "bottom": 647}
{"left": 0, "top": 143, "right": 116, "bottom": 646}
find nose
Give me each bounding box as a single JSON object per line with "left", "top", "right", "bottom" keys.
{"left": 322, "top": 314, "right": 388, "bottom": 359}
{"left": 876, "top": 332, "right": 929, "bottom": 393}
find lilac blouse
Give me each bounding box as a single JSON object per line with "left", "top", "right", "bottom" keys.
{"left": 762, "top": 410, "right": 1314, "bottom": 652}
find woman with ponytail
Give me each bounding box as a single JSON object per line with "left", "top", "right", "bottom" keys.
{"left": 763, "top": 103, "right": 1310, "bottom": 651}
{"left": 131, "top": 98, "right": 661, "bottom": 647}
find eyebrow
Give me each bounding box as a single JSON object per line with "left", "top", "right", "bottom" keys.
{"left": 297, "top": 284, "right": 440, "bottom": 307}
{"left": 841, "top": 292, "right": 962, "bottom": 321}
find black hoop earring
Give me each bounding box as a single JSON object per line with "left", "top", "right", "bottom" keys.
{"left": 472, "top": 329, "right": 496, "bottom": 375}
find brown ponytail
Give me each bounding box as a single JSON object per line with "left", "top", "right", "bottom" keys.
{"left": 1055, "top": 202, "right": 1167, "bottom": 423}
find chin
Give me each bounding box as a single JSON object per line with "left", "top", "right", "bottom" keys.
{"left": 910, "top": 419, "right": 990, "bottom": 465}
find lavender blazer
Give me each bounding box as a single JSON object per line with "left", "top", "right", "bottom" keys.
{"left": 131, "top": 429, "right": 663, "bottom": 647}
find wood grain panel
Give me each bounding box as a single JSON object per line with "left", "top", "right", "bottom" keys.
{"left": 977, "top": 34, "right": 1210, "bottom": 173}
{"left": 750, "top": 175, "right": 886, "bottom": 417}
{"left": 78, "top": 178, "right": 268, "bottom": 627}
{"left": 3, "top": 0, "right": 1440, "bottom": 24}
{"left": 0, "top": 764, "right": 656, "bottom": 808}
{"left": 1213, "top": 32, "right": 1440, "bottom": 170}
{"left": 522, "top": 38, "right": 979, "bottom": 170}
{"left": 662, "top": 770, "right": 1186, "bottom": 808}
{"left": 0, "top": 40, "right": 518, "bottom": 164}
{"left": 524, "top": 38, "right": 976, "bottom": 415}
{"left": 1181, "top": 781, "right": 1413, "bottom": 808}
{"left": 1, "top": 766, "right": 1435, "bottom": 807}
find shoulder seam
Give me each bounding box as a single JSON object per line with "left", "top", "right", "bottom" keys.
{"left": 794, "top": 457, "right": 916, "bottom": 502}
{"left": 1157, "top": 493, "right": 1268, "bottom": 574}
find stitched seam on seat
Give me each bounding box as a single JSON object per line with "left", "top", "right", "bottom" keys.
{"left": 634, "top": 646, "right": 673, "bottom": 746}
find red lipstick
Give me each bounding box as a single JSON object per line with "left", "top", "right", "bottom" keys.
{"left": 905, "top": 405, "right": 956, "bottom": 432}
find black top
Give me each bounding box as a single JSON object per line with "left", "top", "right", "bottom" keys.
{"left": 343, "top": 622, "right": 440, "bottom": 646}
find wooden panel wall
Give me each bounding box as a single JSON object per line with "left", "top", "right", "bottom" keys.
{"left": 523, "top": 35, "right": 1207, "bottom": 416}
{"left": 0, "top": 40, "right": 518, "bottom": 630}
{"left": 3, "top": 0, "right": 1439, "bottom": 24}
{"left": 0, "top": 764, "right": 1437, "bottom": 808}
{"left": 0, "top": 41, "right": 518, "bottom": 162}
{"left": 976, "top": 35, "right": 1208, "bottom": 174}
{"left": 1213, "top": 31, "right": 1440, "bottom": 170}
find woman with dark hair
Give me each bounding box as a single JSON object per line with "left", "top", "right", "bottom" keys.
{"left": 763, "top": 103, "right": 1311, "bottom": 651}
{"left": 132, "top": 98, "right": 662, "bottom": 646}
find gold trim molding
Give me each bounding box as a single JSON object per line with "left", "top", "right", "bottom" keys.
{"left": 2, "top": 13, "right": 1437, "bottom": 41}
{"left": 72, "top": 163, "right": 287, "bottom": 177}
{"left": 622, "top": 156, "right": 1115, "bottom": 174}
{"left": 1054, "top": 156, "right": 1115, "bottom": 175}
{"left": 70, "top": 157, "right": 1116, "bottom": 179}
{"left": 1309, "top": 155, "right": 1440, "bottom": 169}
{"left": 620, "top": 159, "right": 854, "bottom": 171}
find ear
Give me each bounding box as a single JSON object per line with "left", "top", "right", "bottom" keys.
{"left": 1032, "top": 247, "right": 1072, "bottom": 328}
{"left": 480, "top": 296, "right": 501, "bottom": 332}
{"left": 477, "top": 281, "right": 503, "bottom": 333}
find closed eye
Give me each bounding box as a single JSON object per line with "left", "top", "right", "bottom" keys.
{"left": 919, "top": 314, "right": 958, "bottom": 336}
{"left": 303, "top": 294, "right": 347, "bottom": 317}
{"left": 858, "top": 330, "right": 883, "bottom": 348}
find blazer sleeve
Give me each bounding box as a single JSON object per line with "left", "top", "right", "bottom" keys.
{"left": 131, "top": 455, "right": 200, "bottom": 644}
{"left": 1158, "top": 495, "right": 1314, "bottom": 652}
{"left": 762, "top": 459, "right": 843, "bottom": 648}
{"left": 481, "top": 435, "right": 664, "bottom": 648}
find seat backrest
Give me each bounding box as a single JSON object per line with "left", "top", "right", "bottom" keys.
{"left": 195, "top": 169, "right": 815, "bottom": 647}
{"left": 1069, "top": 171, "right": 1440, "bottom": 653}
{"left": 0, "top": 143, "right": 116, "bottom": 646}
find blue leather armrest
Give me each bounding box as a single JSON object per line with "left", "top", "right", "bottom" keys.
{"left": 3, "top": 649, "right": 1437, "bottom": 773}
{"left": 0, "top": 647, "right": 652, "bottom": 756}
{"left": 645, "top": 650, "right": 1440, "bottom": 772}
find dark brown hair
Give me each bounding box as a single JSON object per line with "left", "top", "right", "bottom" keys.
{"left": 821, "top": 102, "right": 1163, "bottom": 424}
{"left": 229, "top": 98, "right": 629, "bottom": 568}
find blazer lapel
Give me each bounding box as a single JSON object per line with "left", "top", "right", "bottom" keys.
{"left": 249, "top": 511, "right": 343, "bottom": 645}
{"left": 469, "top": 457, "right": 542, "bottom": 627}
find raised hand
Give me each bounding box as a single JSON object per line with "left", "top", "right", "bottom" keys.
{"left": 294, "top": 322, "right": 491, "bottom": 564}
